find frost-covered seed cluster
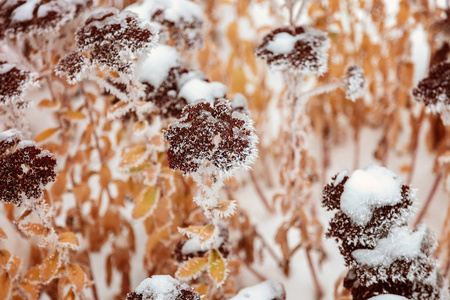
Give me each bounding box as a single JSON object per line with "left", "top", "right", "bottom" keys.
{"left": 126, "top": 275, "right": 201, "bottom": 300}
{"left": 256, "top": 26, "right": 330, "bottom": 75}
{"left": 0, "top": 60, "right": 37, "bottom": 106}
{"left": 343, "top": 65, "right": 365, "bottom": 101}
{"left": 0, "top": 129, "right": 57, "bottom": 206}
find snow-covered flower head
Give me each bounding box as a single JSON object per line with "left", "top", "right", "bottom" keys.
{"left": 0, "top": 60, "right": 38, "bottom": 106}
{"left": 229, "top": 281, "right": 286, "bottom": 300}
{"left": 0, "top": 0, "right": 91, "bottom": 39}
{"left": 126, "top": 0, "right": 204, "bottom": 49}
{"left": 256, "top": 26, "right": 330, "bottom": 75}
{"left": 163, "top": 99, "right": 258, "bottom": 177}
{"left": 0, "top": 129, "right": 57, "bottom": 206}
{"left": 342, "top": 65, "right": 365, "bottom": 101}
{"left": 413, "top": 62, "right": 450, "bottom": 120}
{"left": 126, "top": 275, "right": 201, "bottom": 300}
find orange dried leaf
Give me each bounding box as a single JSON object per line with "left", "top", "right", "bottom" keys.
{"left": 20, "top": 223, "right": 46, "bottom": 236}
{"left": 175, "top": 257, "right": 208, "bottom": 279}
{"left": 199, "top": 224, "right": 215, "bottom": 243}
{"left": 24, "top": 266, "right": 40, "bottom": 283}
{"left": 8, "top": 255, "right": 21, "bottom": 279}
{"left": 0, "top": 250, "right": 11, "bottom": 268}
{"left": 146, "top": 226, "right": 169, "bottom": 253}
{"left": 132, "top": 186, "right": 159, "bottom": 219}
{"left": 19, "top": 281, "right": 39, "bottom": 300}
{"left": 62, "top": 110, "right": 86, "bottom": 120}
{"left": 40, "top": 251, "right": 60, "bottom": 283}
{"left": 58, "top": 232, "right": 79, "bottom": 247}
{"left": 0, "top": 271, "right": 11, "bottom": 300}
{"left": 133, "top": 121, "right": 147, "bottom": 133}
{"left": 120, "top": 145, "right": 148, "bottom": 168}
{"left": 66, "top": 263, "right": 85, "bottom": 294}
{"left": 35, "top": 127, "right": 59, "bottom": 143}
{"left": 0, "top": 228, "right": 6, "bottom": 240}
{"left": 38, "top": 99, "right": 59, "bottom": 108}
{"left": 208, "top": 249, "right": 226, "bottom": 286}
{"left": 192, "top": 283, "right": 209, "bottom": 297}
{"left": 99, "top": 165, "right": 111, "bottom": 188}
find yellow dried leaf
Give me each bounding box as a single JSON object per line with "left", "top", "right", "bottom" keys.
{"left": 62, "top": 110, "right": 86, "bottom": 120}
{"left": 192, "top": 283, "right": 209, "bottom": 296}
{"left": 66, "top": 263, "right": 85, "bottom": 294}
{"left": 0, "top": 271, "right": 11, "bottom": 300}
{"left": 35, "top": 127, "right": 59, "bottom": 143}
{"left": 132, "top": 186, "right": 159, "bottom": 219}
{"left": 40, "top": 251, "right": 60, "bottom": 283}
{"left": 175, "top": 257, "right": 208, "bottom": 279}
{"left": 199, "top": 224, "right": 215, "bottom": 243}
{"left": 133, "top": 121, "right": 147, "bottom": 133}
{"left": 58, "top": 232, "right": 79, "bottom": 247}
{"left": 120, "top": 145, "right": 148, "bottom": 168}
{"left": 208, "top": 249, "right": 226, "bottom": 286}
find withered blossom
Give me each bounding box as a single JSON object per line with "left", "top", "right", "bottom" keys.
{"left": 54, "top": 51, "right": 88, "bottom": 85}
{"left": 343, "top": 65, "right": 365, "bottom": 101}
{"left": 163, "top": 99, "right": 258, "bottom": 176}
{"left": 0, "top": 60, "right": 37, "bottom": 105}
{"left": 256, "top": 26, "right": 330, "bottom": 75}
{"left": 0, "top": 129, "right": 57, "bottom": 206}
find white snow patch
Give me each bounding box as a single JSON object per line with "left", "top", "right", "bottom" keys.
{"left": 11, "top": 0, "right": 40, "bottom": 22}
{"left": 368, "top": 295, "right": 409, "bottom": 300}
{"left": 340, "top": 165, "right": 403, "bottom": 226}
{"left": 266, "top": 32, "right": 297, "bottom": 55}
{"left": 229, "top": 281, "right": 285, "bottom": 300}
{"left": 178, "top": 78, "right": 227, "bottom": 104}
{"left": 139, "top": 45, "right": 180, "bottom": 88}
{"left": 134, "top": 275, "right": 188, "bottom": 300}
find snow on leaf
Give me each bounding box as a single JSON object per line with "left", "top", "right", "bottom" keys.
{"left": 39, "top": 250, "right": 60, "bottom": 283}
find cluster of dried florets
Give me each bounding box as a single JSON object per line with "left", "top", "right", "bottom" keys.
{"left": 413, "top": 62, "right": 450, "bottom": 124}
{"left": 0, "top": 60, "right": 37, "bottom": 106}
{"left": 126, "top": 275, "right": 201, "bottom": 300}
{"left": 56, "top": 8, "right": 158, "bottom": 102}
{"left": 323, "top": 166, "right": 443, "bottom": 300}
{"left": 343, "top": 65, "right": 366, "bottom": 101}
{"left": 163, "top": 98, "right": 258, "bottom": 177}
{"left": 0, "top": 129, "right": 57, "bottom": 206}
{"left": 0, "top": 0, "right": 91, "bottom": 39}
{"left": 126, "top": 0, "right": 204, "bottom": 49}
{"left": 255, "top": 26, "right": 330, "bottom": 75}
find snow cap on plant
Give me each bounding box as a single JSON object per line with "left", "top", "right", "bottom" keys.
{"left": 413, "top": 62, "right": 450, "bottom": 123}
{"left": 229, "top": 281, "right": 286, "bottom": 300}
{"left": 126, "top": 0, "right": 204, "bottom": 49}
{"left": 163, "top": 98, "right": 258, "bottom": 177}
{"left": 323, "top": 166, "right": 444, "bottom": 300}
{"left": 0, "top": 129, "right": 57, "bottom": 206}
{"left": 0, "top": 0, "right": 92, "bottom": 40}
{"left": 126, "top": 275, "right": 201, "bottom": 300}
{"left": 256, "top": 26, "right": 330, "bottom": 75}
{"left": 0, "top": 60, "right": 38, "bottom": 106}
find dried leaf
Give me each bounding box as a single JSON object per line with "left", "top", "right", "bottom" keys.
{"left": 62, "top": 110, "right": 86, "bottom": 120}
{"left": 58, "top": 232, "right": 79, "bottom": 247}
{"left": 133, "top": 121, "right": 147, "bottom": 133}
{"left": 0, "top": 271, "right": 11, "bottom": 300}
{"left": 208, "top": 249, "right": 227, "bottom": 286}
{"left": 132, "top": 186, "right": 159, "bottom": 219}
{"left": 179, "top": 225, "right": 216, "bottom": 243}
{"left": 20, "top": 223, "right": 46, "bottom": 236}
{"left": 8, "top": 255, "right": 21, "bottom": 278}
{"left": 99, "top": 165, "right": 111, "bottom": 189}
{"left": 0, "top": 228, "right": 6, "bottom": 239}
{"left": 35, "top": 127, "right": 59, "bottom": 143}
{"left": 66, "top": 263, "right": 85, "bottom": 294}
{"left": 38, "top": 99, "right": 59, "bottom": 108}
{"left": 175, "top": 257, "right": 208, "bottom": 279}
{"left": 0, "top": 250, "right": 11, "bottom": 268}
{"left": 40, "top": 251, "right": 60, "bottom": 283}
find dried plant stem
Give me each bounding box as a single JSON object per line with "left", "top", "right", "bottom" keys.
{"left": 243, "top": 260, "right": 268, "bottom": 281}
{"left": 414, "top": 172, "right": 443, "bottom": 227}
{"left": 305, "top": 247, "right": 324, "bottom": 300}
{"left": 321, "top": 134, "right": 330, "bottom": 186}
{"left": 249, "top": 170, "right": 274, "bottom": 213}
{"left": 294, "top": 0, "right": 310, "bottom": 24}
{"left": 253, "top": 226, "right": 283, "bottom": 266}
{"left": 406, "top": 108, "right": 425, "bottom": 185}
{"left": 353, "top": 127, "right": 360, "bottom": 171}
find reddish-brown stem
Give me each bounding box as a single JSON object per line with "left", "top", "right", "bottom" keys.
{"left": 305, "top": 247, "right": 324, "bottom": 300}
{"left": 353, "top": 127, "right": 360, "bottom": 171}
{"left": 406, "top": 108, "right": 425, "bottom": 185}
{"left": 321, "top": 134, "right": 330, "bottom": 187}
{"left": 253, "top": 226, "right": 283, "bottom": 266}
{"left": 243, "top": 260, "right": 268, "bottom": 281}
{"left": 250, "top": 170, "right": 274, "bottom": 213}
{"left": 414, "top": 172, "right": 443, "bottom": 227}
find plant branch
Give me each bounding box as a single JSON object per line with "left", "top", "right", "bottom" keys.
{"left": 414, "top": 172, "right": 443, "bottom": 227}
{"left": 249, "top": 170, "right": 274, "bottom": 213}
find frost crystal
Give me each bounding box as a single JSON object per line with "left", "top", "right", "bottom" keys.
{"left": 126, "top": 0, "right": 204, "bottom": 49}
{"left": 413, "top": 62, "right": 450, "bottom": 114}
{"left": 323, "top": 167, "right": 444, "bottom": 300}
{"left": 343, "top": 65, "right": 365, "bottom": 101}
{"left": 126, "top": 275, "right": 201, "bottom": 300}
{"left": 0, "top": 0, "right": 91, "bottom": 39}
{"left": 0, "top": 129, "right": 57, "bottom": 206}
{"left": 163, "top": 99, "right": 258, "bottom": 176}
{"left": 229, "top": 281, "right": 286, "bottom": 300}
{"left": 0, "top": 60, "right": 37, "bottom": 106}
{"left": 256, "top": 26, "right": 330, "bottom": 75}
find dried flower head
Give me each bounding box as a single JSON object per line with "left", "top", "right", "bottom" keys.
{"left": 412, "top": 62, "right": 450, "bottom": 113}
{"left": 323, "top": 167, "right": 444, "bottom": 300}
{"left": 126, "top": 0, "right": 204, "bottom": 49}
{"left": 0, "top": 60, "right": 38, "bottom": 106}
{"left": 54, "top": 51, "right": 88, "bottom": 85}
{"left": 256, "top": 26, "right": 330, "bottom": 75}
{"left": 126, "top": 275, "right": 201, "bottom": 300}
{"left": 163, "top": 99, "right": 258, "bottom": 176}
{"left": 0, "top": 0, "right": 91, "bottom": 39}
{"left": 343, "top": 65, "right": 365, "bottom": 101}
{"left": 0, "top": 129, "right": 57, "bottom": 206}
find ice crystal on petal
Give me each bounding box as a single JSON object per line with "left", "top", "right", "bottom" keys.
{"left": 126, "top": 0, "right": 204, "bottom": 49}
{"left": 256, "top": 26, "right": 330, "bottom": 75}
{"left": 413, "top": 62, "right": 450, "bottom": 114}
{"left": 0, "top": 129, "right": 57, "bottom": 206}
{"left": 163, "top": 99, "right": 258, "bottom": 177}
{"left": 343, "top": 65, "right": 365, "bottom": 101}
{"left": 229, "top": 281, "right": 286, "bottom": 300}
{"left": 0, "top": 60, "right": 38, "bottom": 106}
{"left": 126, "top": 275, "right": 201, "bottom": 300}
